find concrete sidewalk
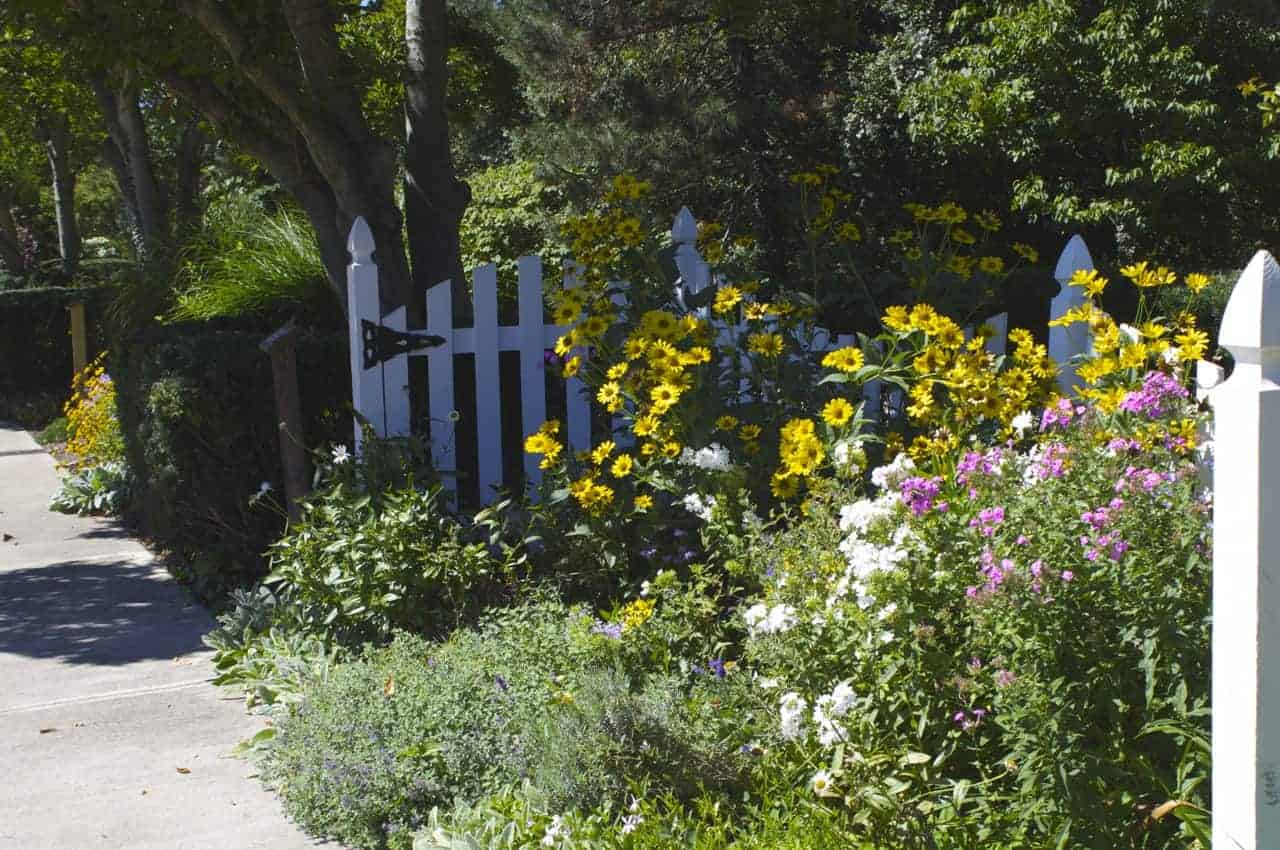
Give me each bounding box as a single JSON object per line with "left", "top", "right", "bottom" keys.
{"left": 0, "top": 424, "right": 320, "bottom": 850}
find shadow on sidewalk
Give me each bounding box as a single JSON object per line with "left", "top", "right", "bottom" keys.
{"left": 0, "top": 559, "right": 210, "bottom": 666}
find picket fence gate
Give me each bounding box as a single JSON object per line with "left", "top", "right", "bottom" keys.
{"left": 346, "top": 208, "right": 1109, "bottom": 505}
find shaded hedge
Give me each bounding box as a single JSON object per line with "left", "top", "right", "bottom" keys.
{"left": 112, "top": 322, "right": 350, "bottom": 602}
{"left": 0, "top": 286, "right": 110, "bottom": 423}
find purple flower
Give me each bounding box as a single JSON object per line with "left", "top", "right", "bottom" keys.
{"left": 900, "top": 476, "right": 944, "bottom": 516}
{"left": 707, "top": 658, "right": 727, "bottom": 679}
{"left": 1118, "top": 370, "right": 1190, "bottom": 418}
{"left": 591, "top": 621, "right": 623, "bottom": 640}
{"left": 995, "top": 669, "right": 1017, "bottom": 688}
{"left": 1061, "top": 570, "right": 1075, "bottom": 582}
{"left": 495, "top": 674, "right": 509, "bottom": 691}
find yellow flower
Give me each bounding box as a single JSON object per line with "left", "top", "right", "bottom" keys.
{"left": 821, "top": 397, "right": 855, "bottom": 427}
{"left": 739, "top": 423, "right": 762, "bottom": 441}
{"left": 904, "top": 246, "right": 923, "bottom": 261}
{"left": 771, "top": 471, "right": 800, "bottom": 499}
{"left": 713, "top": 286, "right": 743, "bottom": 315}
{"left": 835, "top": 222, "right": 862, "bottom": 243}
{"left": 650, "top": 383, "right": 682, "bottom": 413}
{"left": 562, "top": 355, "right": 582, "bottom": 378}
{"left": 552, "top": 302, "right": 580, "bottom": 325}
{"left": 591, "top": 441, "right": 615, "bottom": 466}
{"left": 634, "top": 494, "right": 654, "bottom": 511}
{"left": 606, "top": 362, "right": 628, "bottom": 380}
{"left": 620, "top": 598, "right": 656, "bottom": 631}
{"left": 679, "top": 346, "right": 713, "bottom": 365}
{"left": 1175, "top": 328, "right": 1209, "bottom": 361}
{"left": 974, "top": 210, "right": 1001, "bottom": 231}
{"left": 882, "top": 305, "right": 911, "bottom": 331}
{"left": 616, "top": 217, "right": 644, "bottom": 247}
{"left": 978, "top": 256, "right": 1005, "bottom": 274}
{"left": 640, "top": 310, "right": 680, "bottom": 339}
{"left": 1185, "top": 272, "right": 1211, "bottom": 294}
{"left": 715, "top": 415, "right": 739, "bottom": 431}
{"left": 1012, "top": 242, "right": 1039, "bottom": 263}
{"left": 610, "top": 453, "right": 634, "bottom": 478}
{"left": 633, "top": 415, "right": 659, "bottom": 437}
{"left": 1070, "top": 269, "right": 1108, "bottom": 298}
{"left": 647, "top": 340, "right": 681, "bottom": 371}
{"left": 624, "top": 337, "right": 648, "bottom": 360}
{"left": 597, "top": 382, "right": 622, "bottom": 408}
{"left": 661, "top": 440, "right": 682, "bottom": 458}
{"left": 950, "top": 227, "right": 976, "bottom": 245}
{"left": 554, "top": 334, "right": 574, "bottom": 357}
{"left": 748, "top": 332, "right": 784, "bottom": 357}
{"left": 822, "top": 346, "right": 865, "bottom": 373}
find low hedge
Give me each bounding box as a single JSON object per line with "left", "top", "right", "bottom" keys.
{"left": 0, "top": 286, "right": 110, "bottom": 424}
{"left": 112, "top": 321, "right": 350, "bottom": 602}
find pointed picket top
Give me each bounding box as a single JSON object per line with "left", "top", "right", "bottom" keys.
{"left": 1220, "top": 250, "right": 1280, "bottom": 368}
{"left": 1054, "top": 234, "right": 1094, "bottom": 285}
{"left": 672, "top": 206, "right": 698, "bottom": 245}
{"left": 348, "top": 216, "right": 376, "bottom": 265}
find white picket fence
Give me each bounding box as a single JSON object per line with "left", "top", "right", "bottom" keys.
{"left": 346, "top": 208, "right": 1111, "bottom": 505}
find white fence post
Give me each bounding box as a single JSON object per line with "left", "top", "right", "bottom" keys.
{"left": 1212, "top": 249, "right": 1280, "bottom": 849}
{"left": 472, "top": 264, "right": 503, "bottom": 502}
{"left": 347, "top": 217, "right": 385, "bottom": 451}
{"left": 1050, "top": 235, "right": 1094, "bottom": 395}
{"left": 983, "top": 312, "right": 1008, "bottom": 357}
{"left": 425, "top": 279, "right": 457, "bottom": 502}
{"left": 672, "top": 207, "right": 711, "bottom": 304}
{"left": 518, "top": 256, "right": 548, "bottom": 487}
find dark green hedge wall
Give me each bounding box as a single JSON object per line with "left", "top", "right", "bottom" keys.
{"left": 112, "top": 323, "right": 350, "bottom": 602}
{"left": 0, "top": 287, "right": 110, "bottom": 422}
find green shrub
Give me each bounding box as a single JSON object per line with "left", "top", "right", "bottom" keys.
{"left": 261, "top": 600, "right": 594, "bottom": 850}
{"left": 34, "top": 416, "right": 69, "bottom": 445}
{"left": 48, "top": 459, "right": 132, "bottom": 516}
{"left": 265, "top": 483, "right": 518, "bottom": 644}
{"left": 0, "top": 285, "right": 109, "bottom": 423}
{"left": 523, "top": 668, "right": 747, "bottom": 812}
{"left": 173, "top": 195, "right": 338, "bottom": 324}
{"left": 111, "top": 323, "right": 349, "bottom": 601}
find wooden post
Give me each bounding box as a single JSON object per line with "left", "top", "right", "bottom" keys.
{"left": 1213, "top": 249, "right": 1280, "bottom": 849}
{"left": 1050, "top": 235, "right": 1093, "bottom": 395}
{"left": 260, "top": 321, "right": 309, "bottom": 523}
{"left": 67, "top": 301, "right": 87, "bottom": 378}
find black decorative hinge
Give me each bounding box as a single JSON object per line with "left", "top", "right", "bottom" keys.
{"left": 361, "top": 319, "right": 446, "bottom": 369}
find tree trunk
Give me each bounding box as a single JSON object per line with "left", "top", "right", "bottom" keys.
{"left": 91, "top": 70, "right": 168, "bottom": 263}
{"left": 404, "top": 0, "right": 470, "bottom": 318}
{"left": 37, "top": 113, "right": 81, "bottom": 276}
{"left": 175, "top": 119, "right": 206, "bottom": 240}
{"left": 0, "top": 201, "right": 26, "bottom": 275}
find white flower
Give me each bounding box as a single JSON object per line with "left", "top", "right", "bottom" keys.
{"left": 257, "top": 481, "right": 272, "bottom": 495}
{"left": 621, "top": 797, "right": 644, "bottom": 833}
{"left": 829, "top": 680, "right": 856, "bottom": 715}
{"left": 639, "top": 580, "right": 652, "bottom": 597}
{"left": 681, "top": 493, "right": 716, "bottom": 521}
{"left": 542, "top": 815, "right": 569, "bottom": 846}
{"left": 755, "top": 675, "right": 779, "bottom": 690}
{"left": 837, "top": 495, "right": 898, "bottom": 536}
{"left": 331, "top": 444, "right": 351, "bottom": 464}
{"left": 811, "top": 769, "right": 835, "bottom": 796}
{"left": 813, "top": 696, "right": 848, "bottom": 746}
{"left": 878, "top": 602, "right": 898, "bottom": 621}
{"left": 1162, "top": 346, "right": 1181, "bottom": 365}
{"left": 743, "top": 603, "right": 769, "bottom": 636}
{"left": 779, "top": 692, "right": 808, "bottom": 741}
{"left": 1120, "top": 323, "right": 1142, "bottom": 343}
{"left": 679, "top": 443, "right": 733, "bottom": 471}
{"left": 870, "top": 453, "right": 915, "bottom": 490}
{"left": 765, "top": 604, "right": 797, "bottom": 634}
{"left": 1011, "top": 410, "right": 1035, "bottom": 436}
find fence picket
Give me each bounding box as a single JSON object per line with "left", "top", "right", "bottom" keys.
{"left": 562, "top": 264, "right": 591, "bottom": 453}
{"left": 425, "top": 278, "right": 457, "bottom": 501}
{"left": 346, "top": 217, "right": 384, "bottom": 451}
{"left": 383, "top": 305, "right": 411, "bottom": 437}
{"left": 984, "top": 312, "right": 1008, "bottom": 357}
{"left": 518, "top": 256, "right": 547, "bottom": 487}
{"left": 1051, "top": 235, "right": 1094, "bottom": 394}
{"left": 472, "top": 264, "right": 503, "bottom": 503}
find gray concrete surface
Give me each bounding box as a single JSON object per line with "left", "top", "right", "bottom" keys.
{"left": 0, "top": 424, "right": 321, "bottom": 850}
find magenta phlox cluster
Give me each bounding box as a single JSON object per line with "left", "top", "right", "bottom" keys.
{"left": 1079, "top": 497, "right": 1131, "bottom": 561}
{"left": 1114, "top": 465, "right": 1176, "bottom": 495}
{"left": 1118, "top": 370, "right": 1189, "bottom": 418}
{"left": 1032, "top": 442, "right": 1070, "bottom": 481}
{"left": 1040, "top": 398, "right": 1084, "bottom": 431}
{"left": 899, "top": 476, "right": 944, "bottom": 516}
{"left": 968, "top": 505, "right": 1005, "bottom": 537}
{"left": 956, "top": 448, "right": 1004, "bottom": 487}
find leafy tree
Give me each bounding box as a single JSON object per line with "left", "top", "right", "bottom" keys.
{"left": 893, "top": 0, "right": 1280, "bottom": 265}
